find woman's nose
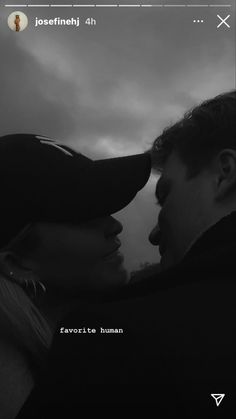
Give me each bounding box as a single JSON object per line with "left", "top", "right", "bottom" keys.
{"left": 149, "top": 223, "right": 161, "bottom": 246}
{"left": 105, "top": 216, "right": 123, "bottom": 237}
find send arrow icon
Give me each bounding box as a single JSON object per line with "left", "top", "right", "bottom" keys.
{"left": 211, "top": 394, "right": 225, "bottom": 406}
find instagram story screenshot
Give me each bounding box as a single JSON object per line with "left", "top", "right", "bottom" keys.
{"left": 0, "top": 0, "right": 235, "bottom": 417}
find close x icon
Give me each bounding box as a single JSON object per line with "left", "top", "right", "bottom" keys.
{"left": 217, "top": 14, "right": 231, "bottom": 29}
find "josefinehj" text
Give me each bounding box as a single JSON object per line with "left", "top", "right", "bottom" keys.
{"left": 60, "top": 327, "right": 124, "bottom": 334}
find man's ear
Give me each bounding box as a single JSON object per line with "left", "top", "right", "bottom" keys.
{"left": 214, "top": 149, "right": 236, "bottom": 201}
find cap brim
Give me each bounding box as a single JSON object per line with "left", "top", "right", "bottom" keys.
{"left": 67, "top": 153, "right": 151, "bottom": 222}
{"left": 93, "top": 152, "right": 151, "bottom": 214}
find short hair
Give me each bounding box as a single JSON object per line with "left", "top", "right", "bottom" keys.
{"left": 151, "top": 90, "right": 236, "bottom": 178}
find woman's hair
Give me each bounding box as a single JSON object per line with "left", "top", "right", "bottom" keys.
{"left": 0, "top": 224, "right": 53, "bottom": 375}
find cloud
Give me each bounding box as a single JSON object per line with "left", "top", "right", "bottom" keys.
{"left": 0, "top": 30, "right": 80, "bottom": 139}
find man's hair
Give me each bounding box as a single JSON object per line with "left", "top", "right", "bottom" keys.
{"left": 151, "top": 90, "right": 236, "bottom": 178}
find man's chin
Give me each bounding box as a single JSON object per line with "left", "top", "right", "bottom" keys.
{"left": 161, "top": 250, "right": 182, "bottom": 271}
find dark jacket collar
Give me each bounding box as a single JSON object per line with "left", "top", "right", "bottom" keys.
{"left": 180, "top": 211, "right": 236, "bottom": 273}
{"left": 119, "top": 212, "right": 236, "bottom": 298}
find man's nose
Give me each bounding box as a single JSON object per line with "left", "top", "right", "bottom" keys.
{"left": 149, "top": 223, "right": 161, "bottom": 246}
{"left": 105, "top": 216, "right": 123, "bottom": 238}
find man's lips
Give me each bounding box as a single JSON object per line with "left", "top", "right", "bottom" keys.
{"left": 159, "top": 241, "right": 167, "bottom": 256}
{"left": 155, "top": 223, "right": 166, "bottom": 256}
{"left": 159, "top": 242, "right": 166, "bottom": 256}
{"left": 157, "top": 231, "right": 166, "bottom": 256}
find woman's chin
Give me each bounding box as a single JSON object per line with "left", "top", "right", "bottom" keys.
{"left": 103, "top": 251, "right": 124, "bottom": 265}
{"left": 101, "top": 258, "right": 129, "bottom": 287}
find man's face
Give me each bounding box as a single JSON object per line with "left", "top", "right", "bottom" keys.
{"left": 149, "top": 152, "right": 215, "bottom": 270}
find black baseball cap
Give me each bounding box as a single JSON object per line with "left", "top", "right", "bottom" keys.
{"left": 0, "top": 134, "right": 151, "bottom": 248}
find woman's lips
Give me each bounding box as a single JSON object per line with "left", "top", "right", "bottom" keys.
{"left": 104, "top": 245, "right": 121, "bottom": 258}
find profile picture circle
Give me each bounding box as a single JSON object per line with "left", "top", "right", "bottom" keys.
{"left": 8, "top": 11, "right": 28, "bottom": 32}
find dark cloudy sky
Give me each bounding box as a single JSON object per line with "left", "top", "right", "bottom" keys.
{"left": 0, "top": 0, "right": 235, "bottom": 272}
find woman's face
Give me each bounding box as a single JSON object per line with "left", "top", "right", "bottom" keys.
{"left": 25, "top": 217, "right": 128, "bottom": 296}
